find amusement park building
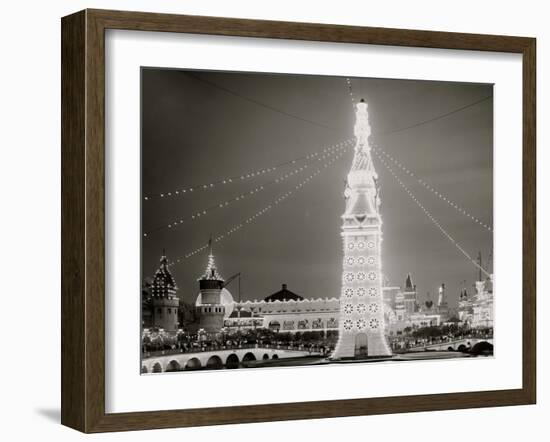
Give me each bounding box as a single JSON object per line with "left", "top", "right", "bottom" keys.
{"left": 142, "top": 251, "right": 492, "bottom": 336}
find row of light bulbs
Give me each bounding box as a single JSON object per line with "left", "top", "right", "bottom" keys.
{"left": 346, "top": 78, "right": 356, "bottom": 108}
{"left": 143, "top": 141, "right": 353, "bottom": 237}
{"left": 144, "top": 139, "right": 354, "bottom": 201}
{"left": 167, "top": 149, "right": 348, "bottom": 267}
{"left": 372, "top": 146, "right": 492, "bottom": 232}
{"left": 378, "top": 155, "right": 491, "bottom": 279}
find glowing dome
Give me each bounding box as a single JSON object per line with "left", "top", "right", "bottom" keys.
{"left": 195, "top": 288, "right": 235, "bottom": 318}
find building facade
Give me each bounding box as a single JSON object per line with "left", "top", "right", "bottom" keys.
{"left": 142, "top": 251, "right": 450, "bottom": 339}
{"left": 383, "top": 276, "right": 442, "bottom": 334}
{"left": 226, "top": 285, "right": 340, "bottom": 333}
{"left": 458, "top": 276, "right": 494, "bottom": 328}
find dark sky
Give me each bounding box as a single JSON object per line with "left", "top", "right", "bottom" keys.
{"left": 141, "top": 69, "right": 493, "bottom": 311}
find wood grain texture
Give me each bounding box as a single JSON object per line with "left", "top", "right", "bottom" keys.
{"left": 60, "top": 9, "right": 537, "bottom": 433}
{"left": 522, "top": 38, "right": 536, "bottom": 402}
{"left": 61, "top": 10, "right": 86, "bottom": 431}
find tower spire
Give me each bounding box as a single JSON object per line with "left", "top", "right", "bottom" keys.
{"left": 344, "top": 99, "right": 380, "bottom": 222}
{"left": 159, "top": 248, "right": 168, "bottom": 268}
{"left": 405, "top": 273, "right": 414, "bottom": 291}
{"left": 201, "top": 238, "right": 223, "bottom": 281}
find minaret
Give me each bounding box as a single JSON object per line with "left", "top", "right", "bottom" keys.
{"left": 332, "top": 99, "right": 392, "bottom": 359}
{"left": 196, "top": 241, "right": 226, "bottom": 334}
{"left": 403, "top": 273, "right": 417, "bottom": 314}
{"left": 151, "top": 251, "right": 180, "bottom": 332}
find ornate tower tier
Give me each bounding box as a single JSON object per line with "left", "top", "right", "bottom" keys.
{"left": 332, "top": 100, "right": 392, "bottom": 359}
{"left": 196, "top": 245, "right": 226, "bottom": 334}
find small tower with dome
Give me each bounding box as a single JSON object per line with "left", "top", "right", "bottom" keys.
{"left": 151, "top": 251, "right": 180, "bottom": 332}
{"left": 196, "top": 241, "right": 226, "bottom": 334}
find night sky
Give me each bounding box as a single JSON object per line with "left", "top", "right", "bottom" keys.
{"left": 141, "top": 69, "right": 493, "bottom": 312}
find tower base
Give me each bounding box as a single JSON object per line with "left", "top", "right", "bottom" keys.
{"left": 331, "top": 331, "right": 392, "bottom": 359}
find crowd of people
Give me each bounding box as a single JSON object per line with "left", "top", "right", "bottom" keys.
{"left": 389, "top": 324, "right": 493, "bottom": 352}
{"left": 142, "top": 327, "right": 338, "bottom": 357}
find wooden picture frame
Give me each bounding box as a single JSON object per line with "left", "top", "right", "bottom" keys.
{"left": 61, "top": 8, "right": 536, "bottom": 433}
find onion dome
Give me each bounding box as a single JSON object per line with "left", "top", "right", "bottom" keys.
{"left": 151, "top": 253, "right": 178, "bottom": 299}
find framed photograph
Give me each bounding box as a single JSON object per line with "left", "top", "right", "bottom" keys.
{"left": 61, "top": 9, "right": 536, "bottom": 433}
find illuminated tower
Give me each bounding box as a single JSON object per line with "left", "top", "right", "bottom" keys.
{"left": 437, "top": 283, "right": 449, "bottom": 322}
{"left": 196, "top": 243, "right": 226, "bottom": 334}
{"left": 332, "top": 99, "right": 392, "bottom": 359}
{"left": 151, "top": 252, "right": 180, "bottom": 332}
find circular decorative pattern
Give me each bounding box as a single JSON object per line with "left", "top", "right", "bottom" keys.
{"left": 367, "top": 241, "right": 375, "bottom": 249}
{"left": 344, "top": 272, "right": 354, "bottom": 282}
{"left": 347, "top": 242, "right": 355, "bottom": 250}
{"left": 343, "top": 319, "right": 354, "bottom": 331}
{"left": 346, "top": 257, "right": 355, "bottom": 266}
{"left": 356, "top": 303, "right": 366, "bottom": 314}
{"left": 357, "top": 287, "right": 367, "bottom": 297}
{"left": 368, "top": 287, "right": 378, "bottom": 297}
{"left": 344, "top": 287, "right": 354, "bottom": 298}
{"left": 369, "top": 318, "right": 380, "bottom": 329}
{"left": 367, "top": 272, "right": 377, "bottom": 281}
{"left": 367, "top": 256, "right": 375, "bottom": 265}
{"left": 368, "top": 303, "right": 379, "bottom": 313}
{"left": 357, "top": 241, "right": 366, "bottom": 249}
{"left": 357, "top": 319, "right": 367, "bottom": 330}
{"left": 357, "top": 272, "right": 366, "bottom": 281}
{"left": 357, "top": 256, "right": 366, "bottom": 266}
{"left": 343, "top": 303, "right": 354, "bottom": 315}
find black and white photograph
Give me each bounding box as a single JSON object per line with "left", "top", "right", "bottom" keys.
{"left": 140, "top": 69, "right": 494, "bottom": 374}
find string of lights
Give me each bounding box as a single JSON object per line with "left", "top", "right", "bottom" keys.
{"left": 376, "top": 152, "right": 492, "bottom": 279}
{"left": 372, "top": 146, "right": 493, "bottom": 232}
{"left": 143, "top": 139, "right": 353, "bottom": 201}
{"left": 166, "top": 147, "right": 349, "bottom": 268}
{"left": 143, "top": 140, "right": 353, "bottom": 237}
{"left": 345, "top": 78, "right": 356, "bottom": 108}
{"left": 342, "top": 79, "right": 492, "bottom": 140}
{"left": 184, "top": 73, "right": 491, "bottom": 138}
